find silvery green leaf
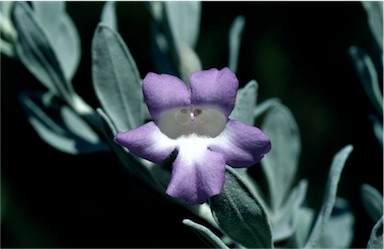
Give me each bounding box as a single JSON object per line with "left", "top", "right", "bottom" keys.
{"left": 0, "top": 1, "right": 17, "bottom": 57}
{"left": 295, "top": 207, "right": 315, "bottom": 247}
{"left": 179, "top": 43, "right": 202, "bottom": 84}
{"left": 101, "top": 1, "right": 117, "bottom": 31}
{"left": 32, "top": 1, "right": 81, "bottom": 82}
{"left": 96, "top": 108, "right": 164, "bottom": 192}
{"left": 361, "top": 184, "right": 383, "bottom": 222}
{"left": 254, "top": 98, "right": 281, "bottom": 118}
{"left": 210, "top": 167, "right": 273, "bottom": 248}
{"left": 182, "top": 219, "right": 229, "bottom": 249}
{"left": 362, "top": 1, "right": 383, "bottom": 51}
{"left": 92, "top": 24, "right": 144, "bottom": 132}
{"left": 317, "top": 198, "right": 355, "bottom": 248}
{"left": 349, "top": 46, "right": 383, "bottom": 115}
{"left": 367, "top": 216, "right": 383, "bottom": 249}
{"left": 272, "top": 180, "right": 308, "bottom": 242}
{"left": 20, "top": 91, "right": 108, "bottom": 154}
{"left": 372, "top": 115, "right": 383, "bottom": 147}
{"left": 261, "top": 104, "right": 301, "bottom": 212}
{"left": 228, "top": 15, "right": 245, "bottom": 74}
{"left": 11, "top": 2, "right": 73, "bottom": 102}
{"left": 304, "top": 145, "right": 353, "bottom": 248}
{"left": 229, "top": 80, "right": 258, "bottom": 126}
{"left": 164, "top": 1, "right": 201, "bottom": 50}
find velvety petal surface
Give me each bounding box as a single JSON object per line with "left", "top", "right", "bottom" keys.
{"left": 114, "top": 121, "right": 176, "bottom": 163}
{"left": 143, "top": 72, "right": 191, "bottom": 119}
{"left": 210, "top": 120, "right": 271, "bottom": 167}
{"left": 166, "top": 136, "right": 226, "bottom": 204}
{"left": 190, "top": 67, "right": 238, "bottom": 116}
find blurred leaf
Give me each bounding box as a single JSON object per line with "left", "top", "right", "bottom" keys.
{"left": 254, "top": 98, "right": 281, "bottom": 118}
{"left": 261, "top": 104, "right": 301, "bottom": 212}
{"left": 349, "top": 46, "right": 383, "bottom": 115}
{"left": 272, "top": 180, "right": 308, "bottom": 242}
{"left": 317, "top": 198, "right": 355, "bottom": 248}
{"left": 164, "top": 1, "right": 201, "bottom": 50}
{"left": 12, "top": 2, "right": 73, "bottom": 102}
{"left": 32, "top": 1, "right": 81, "bottom": 81}
{"left": 92, "top": 24, "right": 144, "bottom": 132}
{"left": 295, "top": 207, "right": 315, "bottom": 248}
{"left": 371, "top": 115, "right": 383, "bottom": 147}
{"left": 228, "top": 15, "right": 245, "bottom": 74}
{"left": 179, "top": 43, "right": 202, "bottom": 85}
{"left": 210, "top": 167, "right": 273, "bottom": 248}
{"left": 361, "top": 184, "right": 383, "bottom": 222}
{"left": 20, "top": 91, "right": 108, "bottom": 154}
{"left": 367, "top": 216, "right": 383, "bottom": 249}
{"left": 96, "top": 108, "right": 164, "bottom": 192}
{"left": 304, "top": 145, "right": 353, "bottom": 248}
{"left": 362, "top": 1, "right": 383, "bottom": 51}
{"left": 101, "top": 1, "right": 117, "bottom": 31}
{"left": 0, "top": 1, "right": 17, "bottom": 57}
{"left": 230, "top": 80, "right": 258, "bottom": 126}
{"left": 182, "top": 219, "right": 229, "bottom": 249}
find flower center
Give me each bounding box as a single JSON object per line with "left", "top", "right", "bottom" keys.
{"left": 157, "top": 107, "right": 227, "bottom": 139}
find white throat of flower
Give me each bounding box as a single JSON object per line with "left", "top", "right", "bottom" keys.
{"left": 157, "top": 107, "right": 227, "bottom": 139}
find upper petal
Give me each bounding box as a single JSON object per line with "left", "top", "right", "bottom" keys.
{"left": 210, "top": 120, "right": 271, "bottom": 167}
{"left": 166, "top": 136, "right": 226, "bottom": 204}
{"left": 143, "top": 72, "right": 191, "bottom": 120}
{"left": 190, "top": 67, "right": 239, "bottom": 117}
{"left": 114, "top": 121, "right": 176, "bottom": 163}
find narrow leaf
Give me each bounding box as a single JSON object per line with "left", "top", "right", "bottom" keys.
{"left": 164, "top": 1, "right": 201, "bottom": 50}
{"left": 228, "top": 15, "right": 245, "bottom": 73}
{"left": 101, "top": 1, "right": 117, "bottom": 31}
{"left": 349, "top": 46, "right": 382, "bottom": 115}
{"left": 362, "top": 1, "right": 383, "bottom": 51}
{"left": 20, "top": 91, "right": 108, "bottom": 154}
{"left": 272, "top": 180, "right": 308, "bottom": 242}
{"left": 210, "top": 167, "right": 273, "bottom": 248}
{"left": 92, "top": 23, "right": 144, "bottom": 132}
{"left": 11, "top": 2, "right": 73, "bottom": 101}
{"left": 253, "top": 98, "right": 281, "bottom": 118}
{"left": 304, "top": 145, "right": 353, "bottom": 248}
{"left": 229, "top": 80, "right": 258, "bottom": 125}
{"left": 317, "top": 198, "right": 355, "bottom": 248}
{"left": 367, "top": 216, "right": 383, "bottom": 249}
{"left": 361, "top": 184, "right": 383, "bottom": 222}
{"left": 182, "top": 219, "right": 229, "bottom": 249}
{"left": 32, "top": 1, "right": 81, "bottom": 81}
{"left": 261, "top": 104, "right": 301, "bottom": 212}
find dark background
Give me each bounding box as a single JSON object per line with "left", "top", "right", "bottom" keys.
{"left": 2, "top": 1, "right": 383, "bottom": 248}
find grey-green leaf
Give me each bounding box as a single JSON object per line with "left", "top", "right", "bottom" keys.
{"left": 164, "top": 1, "right": 201, "bottom": 50}
{"left": 272, "top": 180, "right": 308, "bottom": 242}
{"left": 210, "top": 166, "right": 273, "bottom": 248}
{"left": 349, "top": 46, "right": 383, "bottom": 115}
{"left": 101, "top": 1, "right": 117, "bottom": 31}
{"left": 228, "top": 15, "right": 245, "bottom": 74}
{"left": 229, "top": 80, "right": 258, "bottom": 126}
{"left": 92, "top": 23, "right": 144, "bottom": 132}
{"left": 362, "top": 1, "right": 383, "bottom": 51}
{"left": 12, "top": 2, "right": 73, "bottom": 101}
{"left": 317, "top": 198, "right": 355, "bottom": 248}
{"left": 361, "top": 184, "right": 383, "bottom": 222}
{"left": 367, "top": 216, "right": 383, "bottom": 249}
{"left": 32, "top": 1, "right": 81, "bottom": 82}
{"left": 20, "top": 91, "right": 108, "bottom": 154}
{"left": 182, "top": 219, "right": 229, "bottom": 249}
{"left": 261, "top": 104, "right": 301, "bottom": 212}
{"left": 304, "top": 145, "right": 353, "bottom": 248}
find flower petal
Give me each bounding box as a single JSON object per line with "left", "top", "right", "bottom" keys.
{"left": 190, "top": 67, "right": 238, "bottom": 116}
{"left": 143, "top": 72, "right": 191, "bottom": 119}
{"left": 166, "top": 136, "right": 226, "bottom": 204}
{"left": 114, "top": 121, "right": 176, "bottom": 163}
{"left": 210, "top": 120, "right": 271, "bottom": 167}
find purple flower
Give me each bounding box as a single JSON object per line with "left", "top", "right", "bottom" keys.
{"left": 114, "top": 67, "right": 271, "bottom": 204}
